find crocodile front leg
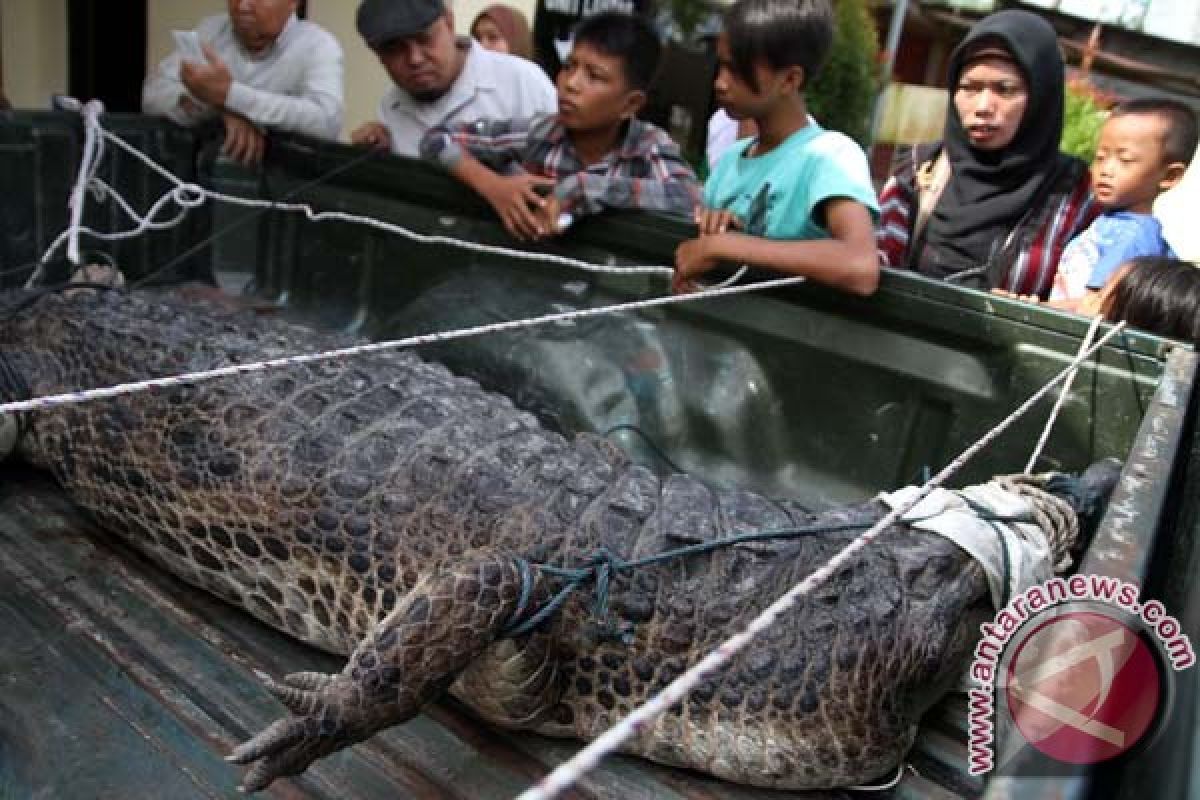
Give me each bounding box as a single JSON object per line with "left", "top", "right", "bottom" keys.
{"left": 228, "top": 551, "right": 550, "bottom": 792}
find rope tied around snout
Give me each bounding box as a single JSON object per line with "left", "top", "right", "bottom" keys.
{"left": 991, "top": 474, "right": 1080, "bottom": 572}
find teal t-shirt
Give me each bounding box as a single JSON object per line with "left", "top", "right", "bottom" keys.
{"left": 703, "top": 122, "right": 879, "bottom": 240}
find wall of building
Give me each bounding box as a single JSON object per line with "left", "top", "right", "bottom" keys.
{"left": 2, "top": 0, "right": 68, "bottom": 109}
{"left": 146, "top": 2, "right": 218, "bottom": 68}
{"left": 305, "top": 2, "right": 393, "bottom": 140}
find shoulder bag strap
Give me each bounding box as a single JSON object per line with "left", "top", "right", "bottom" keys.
{"left": 907, "top": 146, "right": 950, "bottom": 269}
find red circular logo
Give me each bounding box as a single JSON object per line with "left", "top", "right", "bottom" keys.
{"left": 1005, "top": 611, "right": 1162, "bottom": 764}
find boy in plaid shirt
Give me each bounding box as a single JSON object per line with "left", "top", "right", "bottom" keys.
{"left": 420, "top": 11, "right": 700, "bottom": 241}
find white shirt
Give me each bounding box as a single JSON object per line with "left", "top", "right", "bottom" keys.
{"left": 142, "top": 14, "right": 344, "bottom": 140}
{"left": 377, "top": 39, "right": 556, "bottom": 158}
{"left": 705, "top": 109, "right": 740, "bottom": 171}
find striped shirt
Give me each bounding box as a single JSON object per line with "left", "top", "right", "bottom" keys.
{"left": 420, "top": 113, "right": 701, "bottom": 218}
{"left": 876, "top": 143, "right": 1097, "bottom": 298}
{"left": 377, "top": 39, "right": 556, "bottom": 158}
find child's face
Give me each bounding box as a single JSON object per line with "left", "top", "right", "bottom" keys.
{"left": 556, "top": 42, "right": 643, "bottom": 133}
{"left": 711, "top": 33, "right": 799, "bottom": 120}
{"left": 1092, "top": 113, "right": 1184, "bottom": 214}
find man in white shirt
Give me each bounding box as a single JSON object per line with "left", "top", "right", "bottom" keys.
{"left": 351, "top": 0, "right": 556, "bottom": 158}
{"left": 143, "top": 0, "right": 344, "bottom": 164}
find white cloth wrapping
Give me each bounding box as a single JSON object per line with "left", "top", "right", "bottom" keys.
{"left": 879, "top": 483, "right": 1055, "bottom": 610}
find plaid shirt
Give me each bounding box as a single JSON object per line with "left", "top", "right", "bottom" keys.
{"left": 876, "top": 143, "right": 1097, "bottom": 297}
{"left": 420, "top": 113, "right": 701, "bottom": 218}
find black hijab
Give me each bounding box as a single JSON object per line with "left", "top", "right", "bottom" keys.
{"left": 921, "top": 10, "right": 1071, "bottom": 278}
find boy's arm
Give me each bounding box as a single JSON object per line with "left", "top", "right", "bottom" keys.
{"left": 674, "top": 197, "right": 879, "bottom": 295}
{"left": 420, "top": 118, "right": 554, "bottom": 240}
{"left": 419, "top": 116, "right": 534, "bottom": 171}
{"left": 554, "top": 133, "right": 702, "bottom": 217}
{"left": 1048, "top": 225, "right": 1097, "bottom": 302}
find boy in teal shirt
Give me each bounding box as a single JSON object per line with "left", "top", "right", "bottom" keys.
{"left": 675, "top": 0, "right": 880, "bottom": 295}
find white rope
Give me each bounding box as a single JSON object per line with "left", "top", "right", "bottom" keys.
{"left": 514, "top": 322, "right": 1127, "bottom": 800}
{"left": 848, "top": 763, "right": 905, "bottom": 792}
{"left": 35, "top": 103, "right": 676, "bottom": 282}
{"left": 10, "top": 98, "right": 796, "bottom": 423}
{"left": 30, "top": 102, "right": 207, "bottom": 286}
{"left": 1025, "top": 313, "right": 1105, "bottom": 473}
{"left": 707, "top": 265, "right": 749, "bottom": 290}
{"left": 65, "top": 99, "right": 106, "bottom": 266}
{"left": 0, "top": 276, "right": 806, "bottom": 417}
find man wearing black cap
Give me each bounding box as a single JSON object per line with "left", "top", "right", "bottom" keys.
{"left": 351, "top": 0, "right": 556, "bottom": 157}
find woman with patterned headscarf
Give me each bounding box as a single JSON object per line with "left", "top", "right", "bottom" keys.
{"left": 877, "top": 10, "right": 1097, "bottom": 297}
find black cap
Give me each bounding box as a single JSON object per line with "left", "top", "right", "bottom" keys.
{"left": 356, "top": 0, "right": 446, "bottom": 48}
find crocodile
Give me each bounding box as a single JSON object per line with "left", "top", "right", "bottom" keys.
{"left": 0, "top": 282, "right": 1117, "bottom": 793}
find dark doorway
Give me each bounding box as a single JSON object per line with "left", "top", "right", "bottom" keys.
{"left": 532, "top": 0, "right": 652, "bottom": 80}
{"left": 68, "top": 0, "right": 148, "bottom": 112}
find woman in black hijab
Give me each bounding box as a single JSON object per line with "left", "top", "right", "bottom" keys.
{"left": 877, "top": 10, "right": 1096, "bottom": 297}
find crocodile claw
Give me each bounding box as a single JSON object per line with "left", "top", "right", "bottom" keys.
{"left": 228, "top": 669, "right": 401, "bottom": 793}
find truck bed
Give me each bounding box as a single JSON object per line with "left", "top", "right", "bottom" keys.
{"left": 0, "top": 466, "right": 974, "bottom": 800}
{"left": 1, "top": 111, "right": 1196, "bottom": 800}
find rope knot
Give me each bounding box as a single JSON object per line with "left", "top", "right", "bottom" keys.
{"left": 173, "top": 184, "right": 208, "bottom": 209}
{"left": 992, "top": 474, "right": 1080, "bottom": 572}
{"left": 503, "top": 548, "right": 631, "bottom": 640}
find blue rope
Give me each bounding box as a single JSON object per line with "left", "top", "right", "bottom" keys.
{"left": 503, "top": 505, "right": 1038, "bottom": 638}
{"left": 504, "top": 518, "right": 875, "bottom": 638}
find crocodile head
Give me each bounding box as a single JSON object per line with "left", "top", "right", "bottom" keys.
{"left": 1041, "top": 458, "right": 1124, "bottom": 560}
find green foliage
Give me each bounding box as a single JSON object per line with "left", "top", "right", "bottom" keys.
{"left": 665, "top": 0, "right": 710, "bottom": 42}
{"left": 807, "top": 0, "right": 881, "bottom": 146}
{"left": 1060, "top": 79, "right": 1114, "bottom": 161}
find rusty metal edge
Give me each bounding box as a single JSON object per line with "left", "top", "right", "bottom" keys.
{"left": 979, "top": 346, "right": 1199, "bottom": 800}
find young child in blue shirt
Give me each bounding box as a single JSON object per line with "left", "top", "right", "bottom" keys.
{"left": 674, "top": 0, "right": 880, "bottom": 295}
{"left": 1050, "top": 98, "right": 1196, "bottom": 307}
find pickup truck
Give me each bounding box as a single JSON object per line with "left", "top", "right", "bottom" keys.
{"left": 0, "top": 112, "right": 1195, "bottom": 799}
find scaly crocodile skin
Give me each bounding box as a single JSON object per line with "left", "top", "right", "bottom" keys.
{"left": 4, "top": 288, "right": 998, "bottom": 792}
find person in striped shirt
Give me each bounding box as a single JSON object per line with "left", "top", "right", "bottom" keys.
{"left": 419, "top": 12, "right": 700, "bottom": 241}
{"left": 875, "top": 10, "right": 1096, "bottom": 298}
